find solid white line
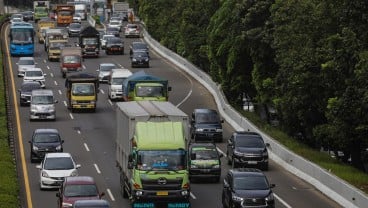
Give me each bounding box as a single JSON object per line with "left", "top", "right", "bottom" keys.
{"left": 58, "top": 90, "right": 62, "bottom": 95}
{"left": 107, "top": 189, "right": 115, "bottom": 201}
{"left": 54, "top": 80, "right": 58, "bottom": 86}
{"left": 274, "top": 193, "right": 293, "bottom": 208}
{"left": 190, "top": 192, "right": 196, "bottom": 200}
{"left": 94, "top": 164, "right": 101, "bottom": 174}
{"left": 69, "top": 113, "right": 74, "bottom": 120}
{"left": 83, "top": 143, "right": 90, "bottom": 152}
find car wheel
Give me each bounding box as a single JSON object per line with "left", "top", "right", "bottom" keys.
{"left": 30, "top": 155, "right": 36, "bottom": 163}
{"left": 222, "top": 192, "right": 228, "bottom": 208}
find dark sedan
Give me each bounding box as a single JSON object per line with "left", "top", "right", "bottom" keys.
{"left": 105, "top": 37, "right": 124, "bottom": 55}
{"left": 106, "top": 27, "right": 120, "bottom": 37}
{"left": 21, "top": 11, "right": 34, "bottom": 21}
{"left": 29, "top": 128, "right": 64, "bottom": 163}
{"left": 18, "top": 81, "right": 42, "bottom": 106}
{"left": 130, "top": 51, "right": 150, "bottom": 68}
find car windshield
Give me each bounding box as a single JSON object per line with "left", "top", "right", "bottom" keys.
{"left": 70, "top": 24, "right": 81, "bottom": 29}
{"left": 137, "top": 150, "right": 186, "bottom": 171}
{"left": 136, "top": 86, "right": 163, "bottom": 97}
{"left": 133, "top": 43, "right": 147, "bottom": 50}
{"left": 18, "top": 59, "right": 34, "bottom": 65}
{"left": 32, "top": 95, "right": 53, "bottom": 104}
{"left": 44, "top": 157, "right": 74, "bottom": 170}
{"left": 127, "top": 24, "right": 138, "bottom": 29}
{"left": 21, "top": 83, "right": 41, "bottom": 92}
{"left": 192, "top": 147, "right": 218, "bottom": 160}
{"left": 133, "top": 51, "right": 147, "bottom": 57}
{"left": 25, "top": 70, "right": 43, "bottom": 77}
{"left": 33, "top": 132, "right": 60, "bottom": 143}
{"left": 196, "top": 112, "right": 220, "bottom": 124}
{"left": 72, "top": 84, "right": 95, "bottom": 96}
{"left": 107, "top": 27, "right": 119, "bottom": 32}
{"left": 233, "top": 176, "right": 269, "bottom": 190}
{"left": 111, "top": 77, "right": 125, "bottom": 85}
{"left": 108, "top": 38, "right": 122, "bottom": 44}
{"left": 100, "top": 64, "right": 116, "bottom": 71}
{"left": 64, "top": 184, "right": 98, "bottom": 197}
{"left": 235, "top": 136, "right": 265, "bottom": 148}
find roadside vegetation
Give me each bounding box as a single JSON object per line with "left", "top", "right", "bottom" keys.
{"left": 0, "top": 15, "right": 19, "bottom": 208}
{"left": 137, "top": 0, "right": 368, "bottom": 193}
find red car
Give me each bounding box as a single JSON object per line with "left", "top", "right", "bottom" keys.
{"left": 56, "top": 176, "right": 105, "bottom": 208}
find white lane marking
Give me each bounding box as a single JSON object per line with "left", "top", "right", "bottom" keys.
{"left": 217, "top": 147, "right": 226, "bottom": 157}
{"left": 77, "top": 130, "right": 81, "bottom": 134}
{"left": 82, "top": 65, "right": 86, "bottom": 69}
{"left": 107, "top": 189, "right": 115, "bottom": 201}
{"left": 190, "top": 192, "right": 196, "bottom": 200}
{"left": 63, "top": 101, "right": 67, "bottom": 107}
{"left": 100, "top": 89, "right": 104, "bottom": 94}
{"left": 43, "top": 59, "right": 46, "bottom": 63}
{"left": 108, "top": 99, "right": 113, "bottom": 106}
{"left": 47, "top": 66, "right": 50, "bottom": 70}
{"left": 274, "top": 193, "right": 292, "bottom": 208}
{"left": 54, "top": 80, "right": 58, "bottom": 86}
{"left": 50, "top": 72, "right": 54, "bottom": 77}
{"left": 94, "top": 164, "right": 101, "bottom": 174}
{"left": 69, "top": 113, "right": 74, "bottom": 120}
{"left": 83, "top": 143, "right": 90, "bottom": 152}
{"left": 58, "top": 90, "right": 62, "bottom": 95}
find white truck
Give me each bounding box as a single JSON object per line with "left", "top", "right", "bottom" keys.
{"left": 115, "top": 101, "right": 191, "bottom": 208}
{"left": 108, "top": 68, "right": 132, "bottom": 101}
{"left": 112, "top": 2, "right": 129, "bottom": 21}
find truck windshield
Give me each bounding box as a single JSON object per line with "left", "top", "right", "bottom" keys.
{"left": 59, "top": 11, "right": 73, "bottom": 16}
{"left": 72, "top": 84, "right": 95, "bottom": 96}
{"left": 137, "top": 150, "right": 186, "bottom": 171}
{"left": 63, "top": 55, "right": 80, "bottom": 63}
{"left": 83, "top": 38, "right": 97, "bottom": 45}
{"left": 111, "top": 77, "right": 125, "bottom": 85}
{"left": 136, "top": 86, "right": 163, "bottom": 97}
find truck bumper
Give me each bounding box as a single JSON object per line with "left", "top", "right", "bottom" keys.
{"left": 72, "top": 103, "right": 96, "bottom": 109}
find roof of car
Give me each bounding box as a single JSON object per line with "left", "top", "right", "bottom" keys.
{"left": 189, "top": 142, "right": 217, "bottom": 148}
{"left": 232, "top": 131, "right": 262, "bottom": 138}
{"left": 229, "top": 168, "right": 264, "bottom": 176}
{"left": 34, "top": 128, "right": 59, "bottom": 134}
{"left": 194, "top": 108, "right": 218, "bottom": 114}
{"left": 64, "top": 176, "right": 96, "bottom": 185}
{"left": 31, "top": 89, "right": 53, "bottom": 96}
{"left": 73, "top": 199, "right": 110, "bottom": 207}
{"left": 45, "top": 152, "right": 71, "bottom": 158}
{"left": 19, "top": 57, "right": 35, "bottom": 61}
{"left": 21, "top": 81, "right": 41, "bottom": 86}
{"left": 100, "top": 63, "right": 116, "bottom": 67}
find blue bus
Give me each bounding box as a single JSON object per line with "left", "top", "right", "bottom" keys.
{"left": 9, "top": 22, "right": 35, "bottom": 56}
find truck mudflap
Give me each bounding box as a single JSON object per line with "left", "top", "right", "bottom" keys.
{"left": 132, "top": 201, "right": 190, "bottom": 208}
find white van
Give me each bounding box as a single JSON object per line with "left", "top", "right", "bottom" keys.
{"left": 108, "top": 68, "right": 132, "bottom": 100}
{"left": 74, "top": 4, "right": 87, "bottom": 20}
{"left": 30, "top": 89, "right": 58, "bottom": 121}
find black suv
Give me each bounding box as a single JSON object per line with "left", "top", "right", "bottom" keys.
{"left": 105, "top": 37, "right": 124, "bottom": 55}
{"left": 190, "top": 109, "right": 224, "bottom": 142}
{"left": 222, "top": 168, "right": 275, "bottom": 208}
{"left": 18, "top": 81, "right": 42, "bottom": 106}
{"left": 227, "top": 131, "right": 269, "bottom": 170}
{"left": 129, "top": 42, "right": 149, "bottom": 57}
{"left": 130, "top": 51, "right": 150, "bottom": 68}
{"left": 188, "top": 142, "right": 223, "bottom": 182}
{"left": 29, "top": 129, "right": 64, "bottom": 163}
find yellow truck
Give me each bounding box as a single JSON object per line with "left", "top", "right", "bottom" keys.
{"left": 37, "top": 20, "right": 55, "bottom": 44}
{"left": 47, "top": 40, "right": 68, "bottom": 62}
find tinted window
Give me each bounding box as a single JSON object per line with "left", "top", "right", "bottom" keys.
{"left": 133, "top": 51, "right": 148, "bottom": 57}
{"left": 192, "top": 147, "right": 218, "bottom": 159}
{"left": 44, "top": 157, "right": 74, "bottom": 170}
{"left": 127, "top": 24, "right": 138, "bottom": 29}
{"left": 70, "top": 23, "right": 81, "bottom": 29}
{"left": 133, "top": 43, "right": 147, "bottom": 50}
{"left": 235, "top": 136, "right": 265, "bottom": 148}
{"left": 19, "top": 59, "right": 35, "bottom": 65}
{"left": 25, "top": 70, "right": 43, "bottom": 77}
{"left": 21, "top": 83, "right": 41, "bottom": 92}
{"left": 233, "top": 176, "right": 269, "bottom": 190}
{"left": 32, "top": 95, "right": 53, "bottom": 104}
{"left": 195, "top": 112, "right": 220, "bottom": 123}
{"left": 64, "top": 184, "right": 98, "bottom": 197}
{"left": 100, "top": 64, "right": 116, "bottom": 71}
{"left": 33, "top": 132, "right": 60, "bottom": 143}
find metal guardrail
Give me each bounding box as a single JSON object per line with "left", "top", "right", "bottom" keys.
{"left": 141, "top": 25, "right": 368, "bottom": 208}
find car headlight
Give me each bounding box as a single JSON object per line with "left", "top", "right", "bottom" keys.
{"left": 30, "top": 105, "right": 38, "bottom": 111}
{"left": 212, "top": 164, "right": 220, "bottom": 169}
{"left": 266, "top": 193, "right": 274, "bottom": 202}
{"left": 190, "top": 164, "right": 197, "bottom": 169}
{"left": 216, "top": 128, "right": 223, "bottom": 132}
{"left": 181, "top": 190, "right": 189, "bottom": 196}
{"left": 132, "top": 58, "right": 137, "bottom": 61}
{"left": 95, "top": 48, "right": 99, "bottom": 51}
{"left": 41, "top": 171, "right": 49, "bottom": 177}
{"left": 62, "top": 202, "right": 73, "bottom": 207}
{"left": 70, "top": 170, "right": 78, "bottom": 176}
{"left": 135, "top": 190, "right": 143, "bottom": 196}
{"left": 234, "top": 150, "right": 243, "bottom": 156}
{"left": 48, "top": 106, "right": 55, "bottom": 112}
{"left": 90, "top": 101, "right": 96, "bottom": 104}
{"left": 195, "top": 128, "right": 204, "bottom": 132}
{"left": 232, "top": 195, "right": 243, "bottom": 202}
{"left": 145, "top": 58, "right": 149, "bottom": 61}
{"left": 32, "top": 145, "right": 39, "bottom": 151}
{"left": 56, "top": 145, "right": 62, "bottom": 151}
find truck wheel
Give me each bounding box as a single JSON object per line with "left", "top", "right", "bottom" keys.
{"left": 62, "top": 73, "right": 66, "bottom": 78}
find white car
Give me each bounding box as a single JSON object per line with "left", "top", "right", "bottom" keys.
{"left": 124, "top": 24, "right": 140, "bottom": 38}
{"left": 23, "top": 68, "right": 46, "bottom": 88}
{"left": 16, "top": 57, "right": 37, "bottom": 77}
{"left": 73, "top": 14, "right": 82, "bottom": 23}
{"left": 108, "top": 20, "right": 122, "bottom": 31}
{"left": 100, "top": 34, "right": 115, "bottom": 50}
{"left": 11, "top": 17, "right": 23, "bottom": 25}
{"left": 36, "top": 152, "right": 81, "bottom": 190}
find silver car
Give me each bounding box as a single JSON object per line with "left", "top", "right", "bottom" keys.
{"left": 30, "top": 89, "right": 58, "bottom": 121}
{"left": 16, "top": 57, "right": 36, "bottom": 77}
{"left": 124, "top": 24, "right": 140, "bottom": 38}
{"left": 97, "top": 63, "right": 118, "bottom": 83}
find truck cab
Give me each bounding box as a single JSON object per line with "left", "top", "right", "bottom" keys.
{"left": 60, "top": 47, "right": 83, "bottom": 78}
{"left": 78, "top": 26, "right": 100, "bottom": 57}
{"left": 65, "top": 72, "right": 99, "bottom": 112}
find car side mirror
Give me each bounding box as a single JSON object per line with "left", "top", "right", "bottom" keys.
{"left": 265, "top": 143, "right": 270, "bottom": 148}
{"left": 54, "top": 99, "right": 58, "bottom": 103}
{"left": 190, "top": 153, "right": 196, "bottom": 160}
{"left": 100, "top": 192, "right": 105, "bottom": 198}
{"left": 270, "top": 184, "right": 276, "bottom": 188}
{"left": 43, "top": 73, "right": 47, "bottom": 77}
{"left": 219, "top": 152, "right": 224, "bottom": 158}
{"left": 18, "top": 89, "right": 21, "bottom": 92}
{"left": 56, "top": 193, "right": 60, "bottom": 198}
{"left": 61, "top": 140, "right": 64, "bottom": 144}
{"left": 221, "top": 119, "right": 224, "bottom": 123}
{"left": 128, "top": 155, "right": 134, "bottom": 169}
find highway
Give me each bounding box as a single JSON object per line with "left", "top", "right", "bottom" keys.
{"left": 1, "top": 19, "right": 341, "bottom": 208}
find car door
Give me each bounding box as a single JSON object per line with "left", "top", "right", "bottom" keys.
{"left": 223, "top": 173, "right": 232, "bottom": 207}
{"left": 227, "top": 135, "right": 234, "bottom": 159}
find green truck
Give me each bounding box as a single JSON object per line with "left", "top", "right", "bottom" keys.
{"left": 115, "top": 101, "right": 191, "bottom": 208}
{"left": 122, "top": 70, "right": 171, "bottom": 102}
{"left": 34, "top": 1, "right": 50, "bottom": 23}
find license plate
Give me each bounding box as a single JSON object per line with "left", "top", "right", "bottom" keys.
{"left": 156, "top": 191, "right": 168, "bottom": 196}
{"left": 201, "top": 169, "right": 211, "bottom": 173}
{"left": 248, "top": 161, "right": 258, "bottom": 164}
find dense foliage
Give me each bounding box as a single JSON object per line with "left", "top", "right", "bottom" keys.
{"left": 138, "top": 0, "right": 368, "bottom": 170}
